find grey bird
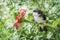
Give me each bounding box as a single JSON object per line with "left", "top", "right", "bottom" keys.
{"left": 33, "top": 8, "right": 47, "bottom": 32}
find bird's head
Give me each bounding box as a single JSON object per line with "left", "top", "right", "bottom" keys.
{"left": 33, "top": 8, "right": 46, "bottom": 20}
{"left": 33, "top": 8, "right": 43, "bottom": 14}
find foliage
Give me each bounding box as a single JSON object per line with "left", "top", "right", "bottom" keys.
{"left": 0, "top": 0, "right": 60, "bottom": 40}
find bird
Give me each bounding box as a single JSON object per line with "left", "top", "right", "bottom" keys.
{"left": 33, "top": 8, "right": 47, "bottom": 32}
{"left": 14, "top": 9, "right": 26, "bottom": 29}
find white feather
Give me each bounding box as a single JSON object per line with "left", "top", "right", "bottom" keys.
{"left": 33, "top": 12, "right": 44, "bottom": 23}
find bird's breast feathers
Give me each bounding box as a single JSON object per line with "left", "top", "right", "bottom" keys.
{"left": 33, "top": 13, "right": 45, "bottom": 23}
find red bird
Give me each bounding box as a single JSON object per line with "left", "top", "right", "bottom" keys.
{"left": 14, "top": 9, "right": 26, "bottom": 29}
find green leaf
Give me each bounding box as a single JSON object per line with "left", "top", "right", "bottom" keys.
{"left": 10, "top": 7, "right": 15, "bottom": 14}
{"left": 0, "top": 11, "right": 3, "bottom": 16}
{"left": 27, "top": 13, "right": 33, "bottom": 21}
{"left": 52, "top": 19, "right": 60, "bottom": 27}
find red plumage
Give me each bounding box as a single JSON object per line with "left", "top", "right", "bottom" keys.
{"left": 14, "top": 9, "right": 26, "bottom": 29}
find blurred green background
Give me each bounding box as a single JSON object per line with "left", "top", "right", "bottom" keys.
{"left": 0, "top": 0, "right": 60, "bottom": 40}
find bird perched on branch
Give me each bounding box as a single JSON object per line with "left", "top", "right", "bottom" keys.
{"left": 33, "top": 8, "right": 47, "bottom": 32}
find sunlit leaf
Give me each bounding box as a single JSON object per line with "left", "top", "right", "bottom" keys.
{"left": 52, "top": 19, "right": 60, "bottom": 27}
{"left": 27, "top": 13, "right": 33, "bottom": 21}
